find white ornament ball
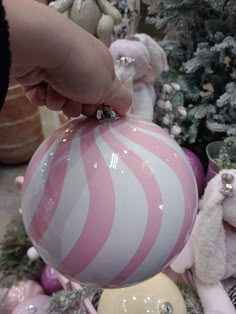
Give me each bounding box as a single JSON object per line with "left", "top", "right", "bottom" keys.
{"left": 162, "top": 84, "right": 173, "bottom": 94}
{"left": 171, "top": 125, "right": 182, "bottom": 136}
{"left": 177, "top": 107, "right": 187, "bottom": 118}
{"left": 157, "top": 99, "right": 165, "bottom": 109}
{"left": 164, "top": 101, "right": 173, "bottom": 111}
{"left": 171, "top": 83, "right": 181, "bottom": 91}
{"left": 162, "top": 115, "right": 171, "bottom": 126}
{"left": 27, "top": 247, "right": 40, "bottom": 261}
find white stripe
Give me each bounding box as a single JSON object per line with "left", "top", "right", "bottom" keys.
{"left": 110, "top": 126, "right": 185, "bottom": 285}
{"left": 126, "top": 121, "right": 198, "bottom": 195}
{"left": 22, "top": 137, "right": 61, "bottom": 229}
{"left": 75, "top": 126, "right": 148, "bottom": 286}
{"left": 127, "top": 121, "right": 192, "bottom": 170}
{"left": 37, "top": 126, "right": 90, "bottom": 267}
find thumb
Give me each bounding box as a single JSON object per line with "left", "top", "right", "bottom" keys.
{"left": 106, "top": 77, "right": 132, "bottom": 116}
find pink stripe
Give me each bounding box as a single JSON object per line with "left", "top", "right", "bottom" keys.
{"left": 127, "top": 116, "right": 198, "bottom": 265}
{"left": 22, "top": 118, "right": 81, "bottom": 194}
{"left": 115, "top": 121, "right": 198, "bottom": 269}
{"left": 99, "top": 123, "right": 163, "bottom": 286}
{"left": 28, "top": 120, "right": 87, "bottom": 243}
{"left": 57, "top": 122, "right": 116, "bottom": 276}
{"left": 164, "top": 206, "right": 197, "bottom": 267}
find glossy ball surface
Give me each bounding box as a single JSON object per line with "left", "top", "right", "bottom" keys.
{"left": 97, "top": 273, "right": 187, "bottom": 313}
{"left": 40, "top": 264, "right": 62, "bottom": 294}
{"left": 22, "top": 115, "right": 198, "bottom": 287}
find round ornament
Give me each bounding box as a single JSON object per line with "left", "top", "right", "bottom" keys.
{"left": 40, "top": 264, "right": 63, "bottom": 294}
{"left": 182, "top": 148, "right": 205, "bottom": 195}
{"left": 12, "top": 295, "right": 57, "bottom": 314}
{"left": 97, "top": 273, "right": 187, "bottom": 313}
{"left": 22, "top": 115, "right": 198, "bottom": 288}
{"left": 27, "top": 247, "right": 40, "bottom": 261}
{"left": 6, "top": 281, "right": 44, "bottom": 311}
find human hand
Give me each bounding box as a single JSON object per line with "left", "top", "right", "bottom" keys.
{"left": 4, "top": 0, "right": 132, "bottom": 117}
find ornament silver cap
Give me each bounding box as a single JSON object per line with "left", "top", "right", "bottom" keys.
{"left": 160, "top": 301, "right": 174, "bottom": 314}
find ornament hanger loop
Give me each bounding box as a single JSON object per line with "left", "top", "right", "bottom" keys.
{"left": 96, "top": 105, "right": 119, "bottom": 123}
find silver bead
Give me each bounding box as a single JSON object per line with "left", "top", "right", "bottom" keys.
{"left": 28, "top": 304, "right": 37, "bottom": 314}
{"left": 160, "top": 302, "right": 174, "bottom": 314}
{"left": 221, "top": 173, "right": 235, "bottom": 197}
{"left": 115, "top": 56, "right": 135, "bottom": 65}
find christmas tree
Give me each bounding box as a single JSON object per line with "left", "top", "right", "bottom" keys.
{"left": 0, "top": 213, "right": 44, "bottom": 287}
{"left": 143, "top": 0, "right": 236, "bottom": 163}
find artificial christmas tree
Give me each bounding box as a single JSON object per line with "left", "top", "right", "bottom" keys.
{"left": 143, "top": 0, "right": 236, "bottom": 163}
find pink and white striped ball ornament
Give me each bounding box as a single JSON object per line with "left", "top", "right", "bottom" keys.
{"left": 21, "top": 114, "right": 198, "bottom": 288}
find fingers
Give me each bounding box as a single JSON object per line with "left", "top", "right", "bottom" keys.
{"left": 23, "top": 79, "right": 132, "bottom": 119}
{"left": 62, "top": 100, "right": 83, "bottom": 117}
{"left": 25, "top": 84, "right": 66, "bottom": 111}
{"left": 62, "top": 102, "right": 98, "bottom": 117}
{"left": 24, "top": 84, "right": 46, "bottom": 106}
{"left": 105, "top": 77, "right": 132, "bottom": 116}
{"left": 45, "top": 86, "right": 66, "bottom": 111}
{"left": 82, "top": 104, "right": 97, "bottom": 117}
{"left": 24, "top": 84, "right": 84, "bottom": 117}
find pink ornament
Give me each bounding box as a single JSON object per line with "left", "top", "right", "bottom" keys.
{"left": 21, "top": 115, "right": 198, "bottom": 288}
{"left": 40, "top": 264, "right": 63, "bottom": 294}
{"left": 6, "top": 281, "right": 44, "bottom": 311}
{"left": 182, "top": 147, "right": 205, "bottom": 195}
{"left": 12, "top": 295, "right": 57, "bottom": 314}
{"left": 0, "top": 288, "right": 10, "bottom": 313}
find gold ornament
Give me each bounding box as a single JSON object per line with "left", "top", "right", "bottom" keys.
{"left": 97, "top": 273, "right": 187, "bottom": 314}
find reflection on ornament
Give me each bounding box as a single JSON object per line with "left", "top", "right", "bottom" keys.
{"left": 97, "top": 273, "right": 187, "bottom": 313}
{"left": 22, "top": 115, "right": 198, "bottom": 288}
{"left": 28, "top": 304, "right": 37, "bottom": 314}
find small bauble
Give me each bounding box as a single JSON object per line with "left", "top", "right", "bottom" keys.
{"left": 97, "top": 273, "right": 187, "bottom": 313}
{"left": 12, "top": 295, "right": 57, "bottom": 314}
{"left": 6, "top": 281, "right": 44, "bottom": 311}
{"left": 27, "top": 247, "right": 40, "bottom": 261}
{"left": 22, "top": 115, "right": 198, "bottom": 288}
{"left": 182, "top": 148, "right": 205, "bottom": 195}
{"left": 40, "top": 264, "right": 63, "bottom": 294}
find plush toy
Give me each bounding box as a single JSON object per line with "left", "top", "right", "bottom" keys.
{"left": 171, "top": 170, "right": 236, "bottom": 314}
{"left": 49, "top": 0, "right": 122, "bottom": 46}
{"left": 109, "top": 33, "right": 168, "bottom": 121}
